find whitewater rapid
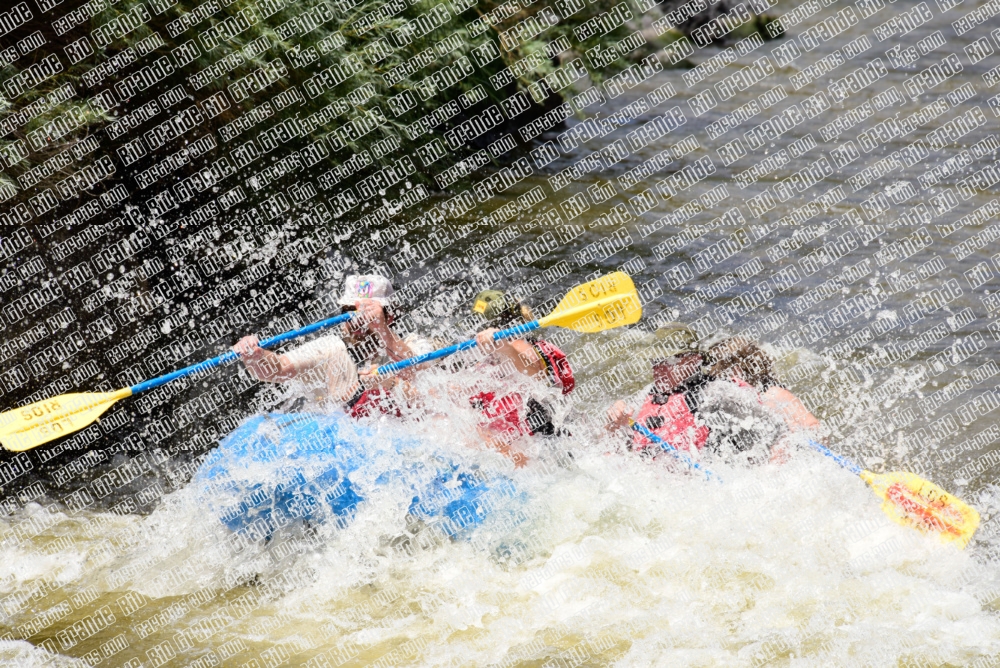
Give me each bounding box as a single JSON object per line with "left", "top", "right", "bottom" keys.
{"left": 3, "top": 360, "right": 1000, "bottom": 666}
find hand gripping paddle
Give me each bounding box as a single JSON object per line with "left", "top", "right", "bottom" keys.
{"left": 630, "top": 419, "right": 719, "bottom": 482}
{"left": 0, "top": 312, "right": 356, "bottom": 452}
{"left": 0, "top": 271, "right": 642, "bottom": 452}
{"left": 375, "top": 272, "right": 642, "bottom": 376}
{"left": 808, "top": 440, "right": 979, "bottom": 549}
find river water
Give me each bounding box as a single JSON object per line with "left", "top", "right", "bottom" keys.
{"left": 5, "top": 0, "right": 1000, "bottom": 665}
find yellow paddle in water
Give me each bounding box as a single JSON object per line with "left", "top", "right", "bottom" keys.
{"left": 0, "top": 273, "right": 642, "bottom": 452}
{"left": 808, "top": 440, "right": 980, "bottom": 548}
{"left": 373, "top": 271, "right": 642, "bottom": 376}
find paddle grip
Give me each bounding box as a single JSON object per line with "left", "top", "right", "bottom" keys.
{"left": 376, "top": 320, "right": 541, "bottom": 376}
{"left": 130, "top": 312, "right": 355, "bottom": 395}
{"left": 807, "top": 439, "right": 863, "bottom": 476}
{"left": 630, "top": 420, "right": 720, "bottom": 482}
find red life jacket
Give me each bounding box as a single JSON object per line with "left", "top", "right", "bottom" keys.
{"left": 470, "top": 391, "right": 531, "bottom": 437}
{"left": 347, "top": 387, "right": 402, "bottom": 420}
{"left": 632, "top": 392, "right": 709, "bottom": 453}
{"left": 532, "top": 340, "right": 574, "bottom": 394}
{"left": 467, "top": 339, "right": 571, "bottom": 437}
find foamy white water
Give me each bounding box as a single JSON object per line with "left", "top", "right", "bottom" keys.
{"left": 2, "top": 374, "right": 999, "bottom": 667}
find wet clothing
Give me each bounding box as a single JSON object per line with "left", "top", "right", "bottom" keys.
{"left": 471, "top": 338, "right": 573, "bottom": 437}
{"left": 533, "top": 340, "right": 575, "bottom": 395}
{"left": 630, "top": 372, "right": 786, "bottom": 462}
{"left": 341, "top": 334, "right": 436, "bottom": 420}
{"left": 698, "top": 377, "right": 787, "bottom": 463}
{"left": 469, "top": 392, "right": 556, "bottom": 437}
{"left": 284, "top": 333, "right": 347, "bottom": 369}
{"left": 633, "top": 392, "right": 710, "bottom": 454}
{"left": 631, "top": 372, "right": 711, "bottom": 454}
{"left": 345, "top": 386, "right": 402, "bottom": 420}
{"left": 282, "top": 330, "right": 429, "bottom": 419}
{"left": 283, "top": 334, "right": 358, "bottom": 404}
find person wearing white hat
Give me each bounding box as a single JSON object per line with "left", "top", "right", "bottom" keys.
{"left": 335, "top": 274, "right": 416, "bottom": 367}
{"left": 233, "top": 274, "right": 416, "bottom": 413}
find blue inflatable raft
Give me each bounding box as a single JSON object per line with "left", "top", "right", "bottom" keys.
{"left": 193, "top": 413, "right": 522, "bottom": 543}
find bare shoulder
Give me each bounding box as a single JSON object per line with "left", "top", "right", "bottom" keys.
{"left": 762, "top": 386, "right": 798, "bottom": 404}
{"left": 509, "top": 339, "right": 539, "bottom": 355}
{"left": 762, "top": 386, "right": 820, "bottom": 430}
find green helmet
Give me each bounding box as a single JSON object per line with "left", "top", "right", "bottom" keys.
{"left": 472, "top": 290, "right": 528, "bottom": 328}
{"left": 655, "top": 322, "right": 699, "bottom": 355}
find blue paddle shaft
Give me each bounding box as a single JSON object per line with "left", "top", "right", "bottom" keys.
{"left": 630, "top": 421, "right": 719, "bottom": 482}
{"left": 130, "top": 312, "right": 354, "bottom": 395}
{"left": 376, "top": 320, "right": 541, "bottom": 376}
{"left": 807, "top": 439, "right": 862, "bottom": 476}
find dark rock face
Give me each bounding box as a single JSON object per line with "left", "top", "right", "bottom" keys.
{"left": 659, "top": 0, "right": 776, "bottom": 45}
{"left": 660, "top": 0, "right": 741, "bottom": 35}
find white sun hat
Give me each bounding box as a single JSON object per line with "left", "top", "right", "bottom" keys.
{"left": 338, "top": 275, "right": 394, "bottom": 306}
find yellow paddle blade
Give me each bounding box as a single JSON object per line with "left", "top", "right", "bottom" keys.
{"left": 0, "top": 389, "right": 132, "bottom": 452}
{"left": 860, "top": 470, "right": 980, "bottom": 549}
{"left": 538, "top": 271, "right": 642, "bottom": 333}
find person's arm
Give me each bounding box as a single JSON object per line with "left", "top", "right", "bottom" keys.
{"left": 606, "top": 400, "right": 633, "bottom": 433}
{"left": 475, "top": 425, "right": 528, "bottom": 468}
{"left": 475, "top": 329, "right": 547, "bottom": 379}
{"left": 762, "top": 386, "right": 821, "bottom": 432}
{"left": 357, "top": 364, "right": 407, "bottom": 393}
{"left": 233, "top": 335, "right": 298, "bottom": 382}
{"left": 355, "top": 299, "right": 414, "bottom": 363}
